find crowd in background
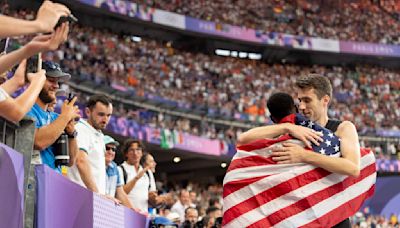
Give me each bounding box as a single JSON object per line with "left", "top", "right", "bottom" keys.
{"left": 5, "top": 3, "right": 400, "bottom": 153}
{"left": 133, "top": 0, "right": 400, "bottom": 45}
{"left": 52, "top": 26, "right": 400, "bottom": 131}
{"left": 351, "top": 212, "right": 399, "bottom": 228}
{"left": 1, "top": 1, "right": 400, "bottom": 228}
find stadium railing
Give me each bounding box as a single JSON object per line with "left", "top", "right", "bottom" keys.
{"left": 0, "top": 117, "right": 149, "bottom": 228}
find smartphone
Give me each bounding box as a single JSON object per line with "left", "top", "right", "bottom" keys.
{"left": 67, "top": 92, "right": 75, "bottom": 103}
{"left": 26, "top": 53, "right": 42, "bottom": 74}
{"left": 54, "top": 14, "right": 78, "bottom": 29}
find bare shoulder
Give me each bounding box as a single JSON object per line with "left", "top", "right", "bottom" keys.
{"left": 336, "top": 120, "right": 359, "bottom": 142}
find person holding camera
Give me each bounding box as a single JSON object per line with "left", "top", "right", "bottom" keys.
{"left": 26, "top": 61, "right": 80, "bottom": 171}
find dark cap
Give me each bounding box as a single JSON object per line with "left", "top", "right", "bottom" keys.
{"left": 42, "top": 61, "right": 71, "bottom": 81}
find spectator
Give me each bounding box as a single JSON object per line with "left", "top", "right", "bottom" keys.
{"left": 104, "top": 135, "right": 135, "bottom": 209}
{"left": 180, "top": 207, "right": 199, "bottom": 228}
{"left": 189, "top": 191, "right": 198, "bottom": 206}
{"left": 0, "top": 0, "right": 70, "bottom": 38}
{"left": 67, "top": 94, "right": 113, "bottom": 194}
{"left": 205, "top": 206, "right": 222, "bottom": 221}
{"left": 171, "top": 189, "right": 196, "bottom": 223}
{"left": 0, "top": 24, "right": 69, "bottom": 75}
{"left": 26, "top": 61, "right": 79, "bottom": 171}
{"left": 0, "top": 60, "right": 46, "bottom": 122}
{"left": 141, "top": 153, "right": 174, "bottom": 214}
{"left": 118, "top": 139, "right": 152, "bottom": 213}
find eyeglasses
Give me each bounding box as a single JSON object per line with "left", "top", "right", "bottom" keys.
{"left": 106, "top": 146, "right": 116, "bottom": 152}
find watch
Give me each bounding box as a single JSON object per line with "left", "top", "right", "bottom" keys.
{"left": 67, "top": 130, "right": 78, "bottom": 138}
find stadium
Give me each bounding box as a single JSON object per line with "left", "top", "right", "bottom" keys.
{"left": 0, "top": 0, "right": 399, "bottom": 227}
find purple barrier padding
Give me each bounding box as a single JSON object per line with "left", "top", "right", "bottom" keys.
{"left": 340, "top": 41, "right": 400, "bottom": 57}
{"left": 35, "top": 165, "right": 93, "bottom": 228}
{"left": 362, "top": 176, "right": 400, "bottom": 218}
{"left": 93, "top": 193, "right": 124, "bottom": 227}
{"left": 124, "top": 207, "right": 150, "bottom": 228}
{"left": 0, "top": 143, "right": 24, "bottom": 228}
{"left": 35, "top": 165, "right": 150, "bottom": 228}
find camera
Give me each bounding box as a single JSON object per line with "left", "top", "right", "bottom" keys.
{"left": 26, "top": 53, "right": 41, "bottom": 74}
{"left": 54, "top": 14, "right": 78, "bottom": 29}
{"left": 54, "top": 132, "right": 70, "bottom": 167}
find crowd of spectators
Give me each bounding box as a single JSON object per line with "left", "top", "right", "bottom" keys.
{"left": 351, "top": 212, "right": 399, "bottom": 228}
{"left": 48, "top": 26, "right": 399, "bottom": 132}
{"left": 6, "top": 3, "right": 400, "bottom": 134}
{"left": 133, "top": 0, "right": 400, "bottom": 45}
{"left": 5, "top": 4, "right": 399, "bottom": 155}
{"left": 378, "top": 0, "right": 400, "bottom": 18}
{"left": 1, "top": 2, "right": 399, "bottom": 227}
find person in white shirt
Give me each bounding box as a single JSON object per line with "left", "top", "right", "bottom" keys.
{"left": 118, "top": 139, "right": 153, "bottom": 213}
{"left": 68, "top": 94, "right": 112, "bottom": 195}
{"left": 171, "top": 189, "right": 196, "bottom": 223}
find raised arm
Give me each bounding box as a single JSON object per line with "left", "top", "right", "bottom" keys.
{"left": 238, "top": 123, "right": 323, "bottom": 148}
{"left": 0, "top": 1, "right": 70, "bottom": 38}
{"left": 271, "top": 121, "right": 361, "bottom": 177}
{"left": 122, "top": 166, "right": 150, "bottom": 194}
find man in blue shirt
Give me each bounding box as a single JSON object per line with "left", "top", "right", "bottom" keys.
{"left": 104, "top": 135, "right": 135, "bottom": 209}
{"left": 26, "top": 61, "right": 80, "bottom": 171}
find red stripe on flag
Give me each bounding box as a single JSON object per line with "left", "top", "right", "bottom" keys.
{"left": 247, "top": 163, "right": 376, "bottom": 227}
{"left": 300, "top": 186, "right": 375, "bottom": 228}
{"left": 227, "top": 155, "right": 276, "bottom": 172}
{"left": 223, "top": 175, "right": 270, "bottom": 198}
{"left": 237, "top": 134, "right": 292, "bottom": 152}
{"left": 223, "top": 167, "right": 330, "bottom": 225}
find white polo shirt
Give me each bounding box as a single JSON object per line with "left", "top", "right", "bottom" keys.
{"left": 118, "top": 162, "right": 156, "bottom": 212}
{"left": 67, "top": 119, "right": 106, "bottom": 194}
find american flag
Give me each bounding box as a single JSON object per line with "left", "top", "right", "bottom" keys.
{"left": 223, "top": 115, "right": 376, "bottom": 228}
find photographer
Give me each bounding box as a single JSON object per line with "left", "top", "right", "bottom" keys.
{"left": 26, "top": 61, "right": 80, "bottom": 171}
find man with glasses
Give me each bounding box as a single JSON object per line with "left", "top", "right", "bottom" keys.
{"left": 26, "top": 61, "right": 80, "bottom": 171}
{"left": 104, "top": 135, "right": 135, "bottom": 209}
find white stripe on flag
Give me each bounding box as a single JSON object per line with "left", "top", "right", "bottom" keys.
{"left": 275, "top": 172, "right": 376, "bottom": 227}
{"left": 223, "top": 164, "right": 316, "bottom": 212}
{"left": 225, "top": 152, "right": 375, "bottom": 228}
{"left": 223, "top": 162, "right": 306, "bottom": 185}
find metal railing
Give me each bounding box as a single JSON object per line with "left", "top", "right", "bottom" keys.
{"left": 0, "top": 116, "right": 36, "bottom": 228}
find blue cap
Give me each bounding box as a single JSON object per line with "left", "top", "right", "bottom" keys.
{"left": 42, "top": 61, "right": 71, "bottom": 81}
{"left": 152, "top": 216, "right": 176, "bottom": 226}
{"left": 104, "top": 135, "right": 119, "bottom": 146}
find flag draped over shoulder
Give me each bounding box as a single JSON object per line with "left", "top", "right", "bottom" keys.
{"left": 222, "top": 116, "right": 376, "bottom": 228}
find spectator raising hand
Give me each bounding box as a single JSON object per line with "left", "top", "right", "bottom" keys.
{"left": 0, "top": 0, "right": 70, "bottom": 38}
{"left": 0, "top": 59, "right": 46, "bottom": 122}
{"left": 0, "top": 22, "right": 69, "bottom": 75}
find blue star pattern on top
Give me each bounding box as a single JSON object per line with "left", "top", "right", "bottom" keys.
{"left": 295, "top": 114, "right": 341, "bottom": 157}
